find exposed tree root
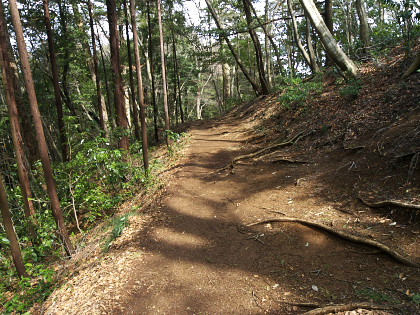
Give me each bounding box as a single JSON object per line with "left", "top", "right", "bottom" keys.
{"left": 247, "top": 217, "right": 420, "bottom": 268}
{"left": 232, "top": 131, "right": 304, "bottom": 163}
{"left": 302, "top": 302, "right": 391, "bottom": 315}
{"left": 268, "top": 157, "right": 310, "bottom": 164}
{"left": 358, "top": 197, "right": 420, "bottom": 211}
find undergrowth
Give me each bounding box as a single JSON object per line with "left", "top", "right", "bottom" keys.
{"left": 0, "top": 131, "right": 188, "bottom": 314}
{"left": 278, "top": 75, "right": 324, "bottom": 109}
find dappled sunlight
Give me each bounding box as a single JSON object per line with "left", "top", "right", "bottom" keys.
{"left": 152, "top": 227, "right": 210, "bottom": 248}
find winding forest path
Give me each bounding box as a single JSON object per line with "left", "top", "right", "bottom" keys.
{"left": 44, "top": 117, "right": 419, "bottom": 315}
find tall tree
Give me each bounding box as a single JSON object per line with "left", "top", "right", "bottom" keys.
{"left": 205, "top": 0, "right": 262, "bottom": 95}
{"left": 130, "top": 0, "right": 150, "bottom": 170}
{"left": 324, "top": 0, "right": 334, "bottom": 66}
{"left": 8, "top": 0, "right": 75, "bottom": 256}
{"left": 157, "top": 0, "right": 171, "bottom": 139}
{"left": 124, "top": 0, "right": 141, "bottom": 141}
{"left": 299, "top": 0, "right": 358, "bottom": 77}
{"left": 287, "top": 0, "right": 313, "bottom": 71}
{"left": 43, "top": 0, "right": 69, "bottom": 162}
{"left": 0, "top": 173, "right": 27, "bottom": 278}
{"left": 242, "top": 0, "right": 270, "bottom": 94}
{"left": 355, "top": 0, "right": 371, "bottom": 55}
{"left": 0, "top": 1, "right": 36, "bottom": 225}
{"left": 87, "top": 0, "right": 110, "bottom": 137}
{"left": 305, "top": 13, "right": 319, "bottom": 72}
{"left": 106, "top": 0, "right": 130, "bottom": 150}
{"left": 146, "top": 0, "right": 159, "bottom": 143}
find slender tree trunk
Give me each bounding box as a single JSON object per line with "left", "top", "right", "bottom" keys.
{"left": 87, "top": 1, "right": 109, "bottom": 137}
{"left": 287, "top": 0, "right": 313, "bottom": 71}
{"left": 0, "top": 2, "right": 36, "bottom": 225}
{"left": 355, "top": 0, "right": 371, "bottom": 55}
{"left": 57, "top": 0, "right": 75, "bottom": 120}
{"left": 124, "top": 0, "right": 141, "bottom": 141}
{"left": 305, "top": 13, "right": 319, "bottom": 72}
{"left": 106, "top": 0, "right": 130, "bottom": 150}
{"left": 43, "top": 0, "right": 69, "bottom": 162}
{"left": 157, "top": 0, "right": 171, "bottom": 139}
{"left": 222, "top": 63, "right": 231, "bottom": 105}
{"left": 248, "top": 1, "right": 285, "bottom": 77}
{"left": 97, "top": 32, "right": 115, "bottom": 129}
{"left": 324, "top": 0, "right": 333, "bottom": 66}
{"left": 205, "top": 0, "right": 262, "bottom": 95}
{"left": 4, "top": 36, "right": 39, "bottom": 166}
{"left": 170, "top": 24, "right": 184, "bottom": 124}
{"left": 130, "top": 0, "right": 149, "bottom": 170}
{"left": 146, "top": 0, "right": 159, "bottom": 143}
{"left": 9, "top": 0, "right": 75, "bottom": 256}
{"left": 243, "top": 0, "right": 270, "bottom": 94}
{"left": 0, "top": 174, "right": 27, "bottom": 278}
{"left": 299, "top": 0, "right": 358, "bottom": 77}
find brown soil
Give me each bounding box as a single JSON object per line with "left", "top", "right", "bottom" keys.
{"left": 41, "top": 49, "right": 419, "bottom": 314}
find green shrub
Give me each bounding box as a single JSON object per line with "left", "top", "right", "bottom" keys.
{"left": 340, "top": 78, "right": 362, "bottom": 100}
{"left": 279, "top": 76, "right": 324, "bottom": 108}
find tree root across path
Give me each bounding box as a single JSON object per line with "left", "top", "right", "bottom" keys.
{"left": 247, "top": 217, "right": 420, "bottom": 268}
{"left": 301, "top": 302, "right": 393, "bottom": 315}
{"left": 358, "top": 197, "right": 420, "bottom": 211}
{"left": 217, "top": 131, "right": 309, "bottom": 172}
{"left": 233, "top": 131, "right": 304, "bottom": 164}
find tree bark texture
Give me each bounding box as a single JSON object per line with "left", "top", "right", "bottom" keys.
{"left": 146, "top": 0, "right": 159, "bottom": 143}
{"left": 299, "top": 0, "right": 358, "bottom": 77}
{"left": 305, "top": 13, "right": 320, "bottom": 72}
{"left": 43, "top": 0, "right": 69, "bottom": 162}
{"left": 88, "top": 0, "right": 110, "bottom": 137}
{"left": 0, "top": 1, "right": 36, "bottom": 220}
{"left": 355, "top": 0, "right": 371, "bottom": 55}
{"left": 157, "top": 0, "right": 171, "bottom": 139}
{"left": 9, "top": 0, "right": 75, "bottom": 256}
{"left": 106, "top": 0, "right": 130, "bottom": 150}
{"left": 130, "top": 0, "right": 150, "bottom": 170}
{"left": 0, "top": 173, "right": 27, "bottom": 277}
{"left": 124, "top": 0, "right": 141, "bottom": 141}
{"left": 324, "top": 0, "right": 333, "bottom": 66}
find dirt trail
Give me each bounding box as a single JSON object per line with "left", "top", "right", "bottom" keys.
{"left": 44, "top": 117, "right": 419, "bottom": 315}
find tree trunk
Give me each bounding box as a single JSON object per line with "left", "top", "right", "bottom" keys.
{"left": 106, "top": 0, "right": 130, "bottom": 150}
{"left": 355, "top": 0, "right": 371, "bottom": 55}
{"left": 222, "top": 63, "right": 231, "bottom": 105}
{"left": 157, "top": 0, "right": 171, "bottom": 139}
{"left": 402, "top": 52, "right": 420, "bottom": 78}
{"left": 204, "top": 0, "right": 262, "bottom": 95}
{"left": 248, "top": 1, "right": 285, "bottom": 77}
{"left": 146, "top": 0, "right": 159, "bottom": 143}
{"left": 57, "top": 0, "right": 75, "bottom": 122}
{"left": 0, "top": 1, "right": 36, "bottom": 224}
{"left": 130, "top": 0, "right": 149, "bottom": 170}
{"left": 243, "top": 0, "right": 270, "bottom": 94}
{"left": 305, "top": 13, "right": 320, "bottom": 72}
{"left": 124, "top": 0, "right": 141, "bottom": 141}
{"left": 170, "top": 23, "right": 184, "bottom": 124}
{"left": 287, "top": 0, "right": 313, "bottom": 71}
{"left": 324, "top": 0, "right": 333, "bottom": 66}
{"left": 299, "top": 0, "right": 358, "bottom": 77}
{"left": 43, "top": 0, "right": 69, "bottom": 162}
{"left": 97, "top": 32, "right": 115, "bottom": 129}
{"left": 87, "top": 0, "right": 109, "bottom": 137}
{"left": 9, "top": 0, "right": 75, "bottom": 256}
{"left": 0, "top": 173, "right": 28, "bottom": 278}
